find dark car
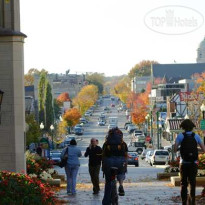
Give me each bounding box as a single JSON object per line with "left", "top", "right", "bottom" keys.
{"left": 74, "top": 127, "right": 83, "bottom": 135}
{"left": 127, "top": 152, "right": 139, "bottom": 167}
{"left": 124, "top": 122, "right": 132, "bottom": 130}
{"left": 64, "top": 136, "right": 76, "bottom": 146}
{"left": 50, "top": 151, "right": 62, "bottom": 164}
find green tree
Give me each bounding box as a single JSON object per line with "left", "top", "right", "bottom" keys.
{"left": 26, "top": 114, "right": 40, "bottom": 146}
{"left": 38, "top": 72, "right": 46, "bottom": 124}
{"left": 86, "top": 72, "right": 104, "bottom": 93}
{"left": 54, "top": 99, "right": 61, "bottom": 120}
{"left": 44, "top": 80, "right": 54, "bottom": 130}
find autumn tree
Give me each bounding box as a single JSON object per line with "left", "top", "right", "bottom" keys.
{"left": 24, "top": 68, "right": 48, "bottom": 86}
{"left": 113, "top": 76, "right": 130, "bottom": 103}
{"left": 128, "top": 60, "right": 159, "bottom": 79}
{"left": 127, "top": 83, "right": 151, "bottom": 127}
{"left": 63, "top": 108, "right": 81, "bottom": 132}
{"left": 73, "top": 85, "right": 98, "bottom": 114}
{"left": 86, "top": 72, "right": 104, "bottom": 94}
{"left": 56, "top": 120, "right": 68, "bottom": 144}
{"left": 56, "top": 92, "right": 71, "bottom": 106}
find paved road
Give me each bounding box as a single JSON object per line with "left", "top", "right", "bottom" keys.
{"left": 55, "top": 97, "right": 167, "bottom": 182}
{"left": 54, "top": 97, "right": 203, "bottom": 204}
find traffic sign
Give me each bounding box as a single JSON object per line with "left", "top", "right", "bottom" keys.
{"left": 200, "top": 119, "right": 205, "bottom": 130}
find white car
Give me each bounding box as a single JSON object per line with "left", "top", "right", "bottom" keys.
{"left": 108, "top": 124, "right": 117, "bottom": 130}
{"left": 150, "top": 150, "right": 170, "bottom": 166}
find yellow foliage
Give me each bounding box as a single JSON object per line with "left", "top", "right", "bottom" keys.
{"left": 73, "top": 85, "right": 98, "bottom": 114}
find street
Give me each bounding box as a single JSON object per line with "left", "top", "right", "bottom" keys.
{"left": 54, "top": 97, "right": 204, "bottom": 205}
{"left": 55, "top": 97, "right": 166, "bottom": 182}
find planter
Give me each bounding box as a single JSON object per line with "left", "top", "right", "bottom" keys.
{"left": 171, "top": 176, "right": 205, "bottom": 187}
{"left": 46, "top": 179, "right": 61, "bottom": 187}
{"left": 157, "top": 172, "right": 179, "bottom": 180}
{"left": 52, "top": 174, "right": 65, "bottom": 182}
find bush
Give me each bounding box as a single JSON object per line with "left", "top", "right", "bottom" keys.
{"left": 0, "top": 171, "right": 56, "bottom": 205}
{"left": 198, "top": 153, "right": 205, "bottom": 170}
{"left": 26, "top": 151, "right": 55, "bottom": 179}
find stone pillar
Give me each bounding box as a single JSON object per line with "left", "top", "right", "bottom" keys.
{"left": 0, "top": 0, "right": 26, "bottom": 172}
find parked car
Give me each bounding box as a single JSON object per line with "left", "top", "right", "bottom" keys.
{"left": 84, "top": 111, "right": 92, "bottom": 117}
{"left": 127, "top": 124, "right": 137, "bottom": 134}
{"left": 124, "top": 122, "right": 132, "bottom": 130}
{"left": 80, "top": 117, "right": 88, "bottom": 124}
{"left": 98, "top": 120, "right": 106, "bottom": 126}
{"left": 74, "top": 127, "right": 83, "bottom": 135}
{"left": 128, "top": 141, "right": 146, "bottom": 154}
{"left": 64, "top": 136, "right": 76, "bottom": 146}
{"left": 150, "top": 150, "right": 170, "bottom": 166}
{"left": 164, "top": 145, "right": 172, "bottom": 152}
{"left": 127, "top": 152, "right": 139, "bottom": 167}
{"left": 50, "top": 151, "right": 62, "bottom": 164}
{"left": 108, "top": 123, "right": 117, "bottom": 130}
{"left": 133, "top": 130, "right": 144, "bottom": 136}
{"left": 145, "top": 150, "right": 154, "bottom": 164}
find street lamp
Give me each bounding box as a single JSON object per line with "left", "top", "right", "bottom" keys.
{"left": 50, "top": 124, "right": 54, "bottom": 150}
{"left": 200, "top": 103, "right": 205, "bottom": 119}
{"left": 0, "top": 89, "right": 4, "bottom": 124}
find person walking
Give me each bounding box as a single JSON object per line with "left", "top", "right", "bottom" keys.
{"left": 84, "top": 138, "right": 102, "bottom": 194}
{"left": 61, "top": 139, "right": 82, "bottom": 195}
{"left": 174, "top": 119, "right": 205, "bottom": 205}
{"left": 102, "top": 127, "right": 128, "bottom": 205}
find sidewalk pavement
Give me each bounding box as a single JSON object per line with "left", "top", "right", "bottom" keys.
{"left": 56, "top": 181, "right": 203, "bottom": 205}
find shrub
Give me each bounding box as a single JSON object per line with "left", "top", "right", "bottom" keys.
{"left": 0, "top": 171, "right": 56, "bottom": 205}
{"left": 198, "top": 153, "right": 205, "bottom": 170}
{"left": 26, "top": 151, "right": 55, "bottom": 179}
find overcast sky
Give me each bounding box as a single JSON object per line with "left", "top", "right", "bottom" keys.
{"left": 20, "top": 0, "right": 205, "bottom": 76}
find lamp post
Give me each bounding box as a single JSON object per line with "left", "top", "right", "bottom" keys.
{"left": 145, "top": 114, "right": 149, "bottom": 136}
{"left": 200, "top": 104, "right": 205, "bottom": 119}
{"left": 156, "top": 111, "right": 160, "bottom": 149}
{"left": 0, "top": 89, "right": 4, "bottom": 124}
{"left": 50, "top": 124, "right": 54, "bottom": 150}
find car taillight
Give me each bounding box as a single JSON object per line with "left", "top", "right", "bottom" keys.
{"left": 135, "top": 157, "right": 138, "bottom": 161}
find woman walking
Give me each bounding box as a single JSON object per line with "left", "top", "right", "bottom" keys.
{"left": 61, "top": 139, "right": 82, "bottom": 195}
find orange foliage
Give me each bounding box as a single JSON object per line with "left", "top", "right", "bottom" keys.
{"left": 57, "top": 92, "right": 71, "bottom": 105}
{"left": 127, "top": 83, "right": 151, "bottom": 126}
{"left": 63, "top": 108, "right": 81, "bottom": 127}
{"left": 196, "top": 72, "right": 205, "bottom": 93}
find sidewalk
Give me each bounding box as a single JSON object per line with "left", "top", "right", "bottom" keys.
{"left": 56, "top": 181, "right": 203, "bottom": 205}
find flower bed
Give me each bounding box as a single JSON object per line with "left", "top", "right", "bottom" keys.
{"left": 0, "top": 171, "right": 57, "bottom": 205}
{"left": 26, "top": 151, "right": 57, "bottom": 180}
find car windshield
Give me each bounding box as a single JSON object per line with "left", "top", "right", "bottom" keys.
{"left": 155, "top": 151, "right": 169, "bottom": 155}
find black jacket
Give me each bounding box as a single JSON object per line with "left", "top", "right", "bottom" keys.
{"left": 84, "top": 145, "right": 102, "bottom": 166}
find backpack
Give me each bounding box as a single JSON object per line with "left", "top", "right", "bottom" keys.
{"left": 180, "top": 132, "right": 198, "bottom": 162}
{"left": 103, "top": 128, "right": 126, "bottom": 157}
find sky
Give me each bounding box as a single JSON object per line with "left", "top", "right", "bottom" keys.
{"left": 20, "top": 0, "right": 205, "bottom": 77}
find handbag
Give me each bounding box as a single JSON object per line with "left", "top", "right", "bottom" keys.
{"left": 59, "top": 147, "right": 68, "bottom": 168}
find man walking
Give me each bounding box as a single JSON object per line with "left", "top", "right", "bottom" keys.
{"left": 174, "top": 119, "right": 205, "bottom": 205}
{"left": 84, "top": 138, "right": 102, "bottom": 194}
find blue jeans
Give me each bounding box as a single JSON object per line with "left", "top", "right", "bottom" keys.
{"left": 102, "top": 157, "right": 126, "bottom": 205}
{"left": 65, "top": 164, "right": 79, "bottom": 194}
